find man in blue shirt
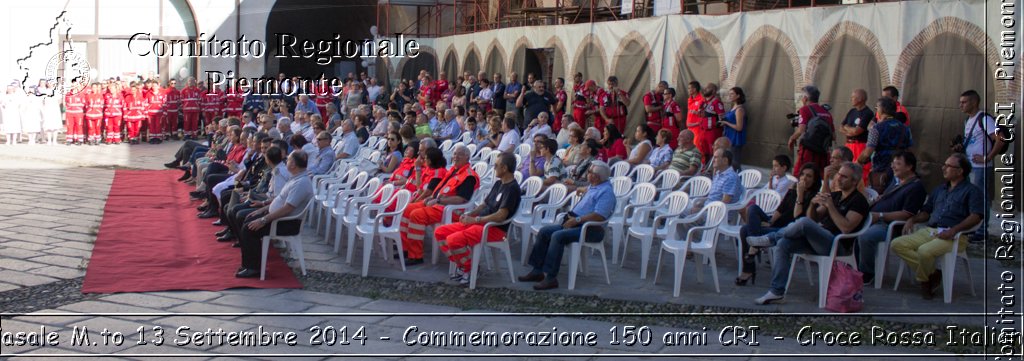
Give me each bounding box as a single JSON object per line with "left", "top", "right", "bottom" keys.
{"left": 294, "top": 94, "right": 317, "bottom": 116}
{"left": 891, "top": 153, "right": 984, "bottom": 300}
{"left": 435, "top": 109, "right": 461, "bottom": 142}
{"left": 856, "top": 150, "right": 926, "bottom": 285}
{"left": 520, "top": 161, "right": 616, "bottom": 290}
{"left": 693, "top": 149, "right": 743, "bottom": 212}
{"left": 309, "top": 131, "right": 336, "bottom": 176}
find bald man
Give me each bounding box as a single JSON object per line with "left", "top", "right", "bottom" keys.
{"left": 841, "top": 89, "right": 875, "bottom": 183}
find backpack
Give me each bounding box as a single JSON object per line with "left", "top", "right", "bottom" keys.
{"left": 799, "top": 106, "right": 833, "bottom": 154}
{"left": 971, "top": 112, "right": 1012, "bottom": 155}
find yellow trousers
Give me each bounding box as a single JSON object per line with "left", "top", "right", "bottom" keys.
{"left": 890, "top": 227, "right": 968, "bottom": 282}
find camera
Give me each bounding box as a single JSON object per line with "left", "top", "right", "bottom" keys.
{"left": 787, "top": 104, "right": 832, "bottom": 127}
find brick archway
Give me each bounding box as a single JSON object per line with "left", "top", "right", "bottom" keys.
{"left": 484, "top": 38, "right": 508, "bottom": 76}
{"left": 441, "top": 44, "right": 459, "bottom": 79}
{"left": 725, "top": 25, "right": 803, "bottom": 92}
{"left": 804, "top": 21, "right": 890, "bottom": 88}
{"left": 672, "top": 28, "right": 727, "bottom": 88}
{"left": 892, "top": 17, "right": 1014, "bottom": 100}
{"left": 462, "top": 43, "right": 482, "bottom": 75}
{"left": 608, "top": 31, "right": 655, "bottom": 88}
{"left": 393, "top": 45, "right": 438, "bottom": 82}
{"left": 544, "top": 36, "right": 571, "bottom": 81}
{"left": 508, "top": 36, "right": 535, "bottom": 76}
{"left": 570, "top": 34, "right": 609, "bottom": 82}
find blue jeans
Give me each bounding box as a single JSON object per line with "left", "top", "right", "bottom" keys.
{"left": 767, "top": 217, "right": 842, "bottom": 295}
{"left": 855, "top": 222, "right": 894, "bottom": 276}
{"left": 529, "top": 224, "right": 605, "bottom": 279}
{"left": 739, "top": 205, "right": 780, "bottom": 273}
{"left": 970, "top": 166, "right": 993, "bottom": 238}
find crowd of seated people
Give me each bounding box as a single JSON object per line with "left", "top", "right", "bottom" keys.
{"left": 157, "top": 69, "right": 991, "bottom": 306}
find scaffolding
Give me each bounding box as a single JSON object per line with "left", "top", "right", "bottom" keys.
{"left": 376, "top": 0, "right": 897, "bottom": 37}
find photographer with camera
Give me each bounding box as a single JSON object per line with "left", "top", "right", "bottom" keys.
{"left": 788, "top": 85, "right": 834, "bottom": 177}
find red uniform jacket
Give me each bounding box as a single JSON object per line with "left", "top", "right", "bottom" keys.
{"left": 64, "top": 91, "right": 85, "bottom": 114}
{"left": 164, "top": 87, "right": 181, "bottom": 112}
{"left": 103, "top": 92, "right": 124, "bottom": 117}
{"left": 124, "top": 94, "right": 147, "bottom": 119}
{"left": 145, "top": 89, "right": 166, "bottom": 114}
{"left": 181, "top": 86, "right": 201, "bottom": 112}
{"left": 85, "top": 92, "right": 104, "bottom": 118}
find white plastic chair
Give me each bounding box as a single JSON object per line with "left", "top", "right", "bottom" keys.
{"left": 318, "top": 171, "right": 368, "bottom": 235}
{"left": 738, "top": 169, "right": 762, "bottom": 190}
{"left": 864, "top": 187, "right": 880, "bottom": 204}
{"left": 431, "top": 191, "right": 487, "bottom": 265}
{"left": 522, "top": 192, "right": 581, "bottom": 265}
{"left": 341, "top": 184, "right": 396, "bottom": 259}
{"left": 610, "top": 161, "right": 631, "bottom": 178}
{"left": 718, "top": 189, "right": 782, "bottom": 275}
{"left": 608, "top": 183, "right": 657, "bottom": 266}
{"left": 466, "top": 143, "right": 477, "bottom": 157}
{"left": 312, "top": 168, "right": 360, "bottom": 227}
{"left": 324, "top": 177, "right": 380, "bottom": 245}
{"left": 555, "top": 148, "right": 567, "bottom": 159}
{"left": 622, "top": 191, "right": 690, "bottom": 279}
{"left": 627, "top": 164, "right": 656, "bottom": 184}
{"left": 512, "top": 184, "right": 568, "bottom": 263}
{"left": 786, "top": 217, "right": 873, "bottom": 308}
{"left": 439, "top": 139, "right": 455, "bottom": 153}
{"left": 566, "top": 217, "right": 612, "bottom": 290}
{"left": 514, "top": 171, "right": 523, "bottom": 185}
{"left": 871, "top": 220, "right": 906, "bottom": 289}
{"left": 652, "top": 169, "right": 682, "bottom": 197}
{"left": 653, "top": 201, "right": 727, "bottom": 296}
{"left": 260, "top": 199, "right": 314, "bottom": 280}
{"left": 893, "top": 222, "right": 979, "bottom": 303}
{"left": 464, "top": 202, "right": 524, "bottom": 289}
{"left": 515, "top": 143, "right": 532, "bottom": 159}
{"left": 474, "top": 147, "right": 493, "bottom": 162}
{"left": 679, "top": 176, "right": 712, "bottom": 212}
{"left": 355, "top": 189, "right": 412, "bottom": 277}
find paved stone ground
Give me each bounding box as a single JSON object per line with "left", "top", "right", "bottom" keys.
{"left": 0, "top": 141, "right": 1008, "bottom": 359}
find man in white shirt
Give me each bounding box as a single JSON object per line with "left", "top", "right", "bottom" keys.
{"left": 366, "top": 78, "right": 382, "bottom": 104}
{"left": 235, "top": 150, "right": 314, "bottom": 278}
{"left": 335, "top": 119, "right": 360, "bottom": 159}
{"left": 958, "top": 89, "right": 1003, "bottom": 242}
{"left": 497, "top": 117, "right": 520, "bottom": 153}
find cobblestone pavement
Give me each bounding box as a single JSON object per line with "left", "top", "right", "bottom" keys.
{"left": 0, "top": 141, "right": 1003, "bottom": 359}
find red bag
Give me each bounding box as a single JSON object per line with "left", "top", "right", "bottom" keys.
{"left": 825, "top": 261, "right": 864, "bottom": 313}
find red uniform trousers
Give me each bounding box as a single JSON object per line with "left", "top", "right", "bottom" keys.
{"left": 125, "top": 117, "right": 143, "bottom": 139}
{"left": 612, "top": 116, "right": 626, "bottom": 134}
{"left": 203, "top": 111, "right": 220, "bottom": 126}
{"left": 572, "top": 109, "right": 588, "bottom": 129}
{"left": 696, "top": 127, "right": 721, "bottom": 164}
{"left": 795, "top": 148, "right": 829, "bottom": 179}
{"left": 85, "top": 115, "right": 103, "bottom": 142}
{"left": 662, "top": 125, "right": 680, "bottom": 149}
{"left": 554, "top": 111, "right": 565, "bottom": 131}
{"left": 147, "top": 112, "right": 163, "bottom": 139}
{"left": 435, "top": 223, "right": 507, "bottom": 272}
{"left": 104, "top": 116, "right": 122, "bottom": 142}
{"left": 399, "top": 202, "right": 444, "bottom": 260}
{"left": 65, "top": 113, "right": 84, "bottom": 143}
{"left": 845, "top": 141, "right": 870, "bottom": 185}
{"left": 183, "top": 111, "right": 200, "bottom": 135}
{"left": 164, "top": 110, "right": 178, "bottom": 135}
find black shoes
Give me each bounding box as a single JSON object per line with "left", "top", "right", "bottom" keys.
{"left": 189, "top": 191, "right": 204, "bottom": 200}
{"left": 404, "top": 258, "right": 424, "bottom": 266}
{"left": 735, "top": 272, "right": 756, "bottom": 286}
{"left": 197, "top": 210, "right": 217, "bottom": 219}
{"left": 533, "top": 277, "right": 558, "bottom": 290}
{"left": 235, "top": 268, "right": 259, "bottom": 278}
{"left": 164, "top": 161, "right": 179, "bottom": 169}
{"left": 215, "top": 228, "right": 230, "bottom": 237}
{"left": 212, "top": 220, "right": 223, "bottom": 226}
{"left": 517, "top": 271, "right": 544, "bottom": 283}
{"left": 197, "top": 204, "right": 209, "bottom": 212}
{"left": 217, "top": 233, "right": 235, "bottom": 242}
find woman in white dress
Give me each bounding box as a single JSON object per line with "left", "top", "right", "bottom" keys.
{"left": 1, "top": 85, "right": 23, "bottom": 145}
{"left": 40, "top": 81, "right": 63, "bottom": 145}
{"left": 20, "top": 88, "right": 43, "bottom": 144}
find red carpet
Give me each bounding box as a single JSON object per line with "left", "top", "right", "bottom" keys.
{"left": 82, "top": 169, "right": 302, "bottom": 293}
